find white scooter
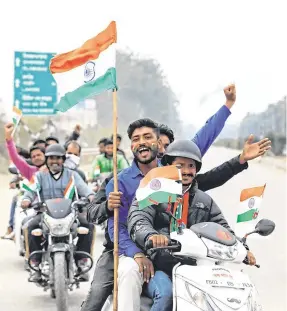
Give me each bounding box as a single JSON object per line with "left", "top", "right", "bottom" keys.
{"left": 103, "top": 219, "right": 275, "bottom": 311}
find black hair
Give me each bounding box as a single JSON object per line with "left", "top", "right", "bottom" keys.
{"left": 16, "top": 146, "right": 30, "bottom": 159}
{"left": 65, "top": 140, "right": 82, "bottom": 154}
{"left": 32, "top": 139, "right": 47, "bottom": 147}
{"left": 104, "top": 139, "right": 113, "bottom": 146}
{"left": 98, "top": 138, "right": 108, "bottom": 145}
{"left": 158, "top": 124, "right": 175, "bottom": 143}
{"left": 29, "top": 145, "right": 45, "bottom": 156}
{"left": 110, "top": 134, "right": 122, "bottom": 141}
{"left": 45, "top": 136, "right": 59, "bottom": 144}
{"left": 127, "top": 118, "right": 159, "bottom": 139}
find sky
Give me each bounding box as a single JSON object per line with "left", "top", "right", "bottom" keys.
{"left": 0, "top": 0, "right": 286, "bottom": 127}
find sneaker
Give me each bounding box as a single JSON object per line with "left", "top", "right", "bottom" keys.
{"left": 77, "top": 258, "right": 90, "bottom": 282}
{"left": 28, "top": 260, "right": 41, "bottom": 282}
{"left": 1, "top": 227, "right": 13, "bottom": 239}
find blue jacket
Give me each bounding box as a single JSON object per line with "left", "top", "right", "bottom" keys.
{"left": 107, "top": 105, "right": 231, "bottom": 257}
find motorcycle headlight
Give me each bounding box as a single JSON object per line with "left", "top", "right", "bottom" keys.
{"left": 202, "top": 237, "right": 238, "bottom": 261}
{"left": 44, "top": 213, "right": 74, "bottom": 237}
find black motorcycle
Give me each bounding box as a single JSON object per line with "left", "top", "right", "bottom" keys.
{"left": 27, "top": 198, "right": 93, "bottom": 311}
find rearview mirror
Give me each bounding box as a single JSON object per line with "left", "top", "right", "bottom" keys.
{"left": 255, "top": 219, "right": 275, "bottom": 236}
{"left": 8, "top": 167, "right": 18, "bottom": 175}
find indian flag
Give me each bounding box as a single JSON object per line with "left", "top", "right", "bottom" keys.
{"left": 93, "top": 166, "right": 100, "bottom": 178}
{"left": 64, "top": 175, "right": 76, "bottom": 200}
{"left": 50, "top": 21, "right": 117, "bottom": 113}
{"left": 236, "top": 184, "right": 266, "bottom": 223}
{"left": 12, "top": 106, "right": 22, "bottom": 136}
{"left": 22, "top": 175, "right": 40, "bottom": 193}
{"left": 136, "top": 166, "right": 182, "bottom": 210}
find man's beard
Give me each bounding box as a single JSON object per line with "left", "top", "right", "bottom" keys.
{"left": 133, "top": 145, "right": 158, "bottom": 164}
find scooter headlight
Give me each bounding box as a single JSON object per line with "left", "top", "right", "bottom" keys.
{"left": 202, "top": 237, "right": 238, "bottom": 261}
{"left": 44, "top": 213, "right": 74, "bottom": 237}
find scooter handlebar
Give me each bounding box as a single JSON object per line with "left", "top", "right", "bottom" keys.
{"left": 145, "top": 239, "right": 181, "bottom": 252}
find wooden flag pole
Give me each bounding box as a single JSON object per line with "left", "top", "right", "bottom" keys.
{"left": 112, "top": 89, "right": 119, "bottom": 311}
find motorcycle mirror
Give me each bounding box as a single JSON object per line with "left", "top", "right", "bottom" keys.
{"left": 255, "top": 219, "right": 275, "bottom": 236}
{"left": 8, "top": 167, "right": 18, "bottom": 175}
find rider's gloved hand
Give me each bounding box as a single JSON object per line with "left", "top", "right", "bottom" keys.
{"left": 107, "top": 191, "right": 122, "bottom": 211}
{"left": 21, "top": 200, "right": 31, "bottom": 209}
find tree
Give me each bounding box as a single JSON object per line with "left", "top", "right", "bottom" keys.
{"left": 95, "top": 50, "right": 181, "bottom": 136}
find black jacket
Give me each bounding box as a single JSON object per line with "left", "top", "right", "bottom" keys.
{"left": 128, "top": 183, "right": 237, "bottom": 275}
{"left": 128, "top": 182, "right": 234, "bottom": 249}
{"left": 87, "top": 155, "right": 248, "bottom": 250}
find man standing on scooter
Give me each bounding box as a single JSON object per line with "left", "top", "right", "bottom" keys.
{"left": 128, "top": 140, "right": 258, "bottom": 311}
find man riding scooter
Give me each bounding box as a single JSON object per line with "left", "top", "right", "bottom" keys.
{"left": 21, "top": 144, "right": 95, "bottom": 282}
{"left": 128, "top": 140, "right": 257, "bottom": 311}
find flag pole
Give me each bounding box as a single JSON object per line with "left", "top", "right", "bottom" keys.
{"left": 112, "top": 89, "right": 119, "bottom": 311}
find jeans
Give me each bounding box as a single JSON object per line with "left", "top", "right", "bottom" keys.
{"left": 145, "top": 270, "right": 173, "bottom": 311}
{"left": 8, "top": 196, "right": 17, "bottom": 228}
{"left": 80, "top": 250, "right": 114, "bottom": 311}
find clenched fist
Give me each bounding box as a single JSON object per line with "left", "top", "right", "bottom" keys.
{"left": 224, "top": 84, "right": 236, "bottom": 109}
{"left": 148, "top": 234, "right": 169, "bottom": 248}
{"left": 21, "top": 200, "right": 31, "bottom": 209}
{"left": 75, "top": 124, "right": 81, "bottom": 133}
{"left": 107, "top": 191, "right": 122, "bottom": 211}
{"left": 4, "top": 123, "right": 14, "bottom": 141}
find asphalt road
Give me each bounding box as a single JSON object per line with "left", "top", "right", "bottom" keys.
{"left": 0, "top": 147, "right": 286, "bottom": 311}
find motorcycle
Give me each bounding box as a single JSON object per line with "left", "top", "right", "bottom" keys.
{"left": 27, "top": 197, "right": 93, "bottom": 311}
{"left": 7, "top": 166, "right": 36, "bottom": 264}
{"left": 102, "top": 218, "right": 275, "bottom": 311}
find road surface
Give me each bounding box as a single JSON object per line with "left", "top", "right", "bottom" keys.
{"left": 0, "top": 147, "right": 286, "bottom": 311}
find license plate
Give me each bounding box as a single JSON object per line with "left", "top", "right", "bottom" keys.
{"left": 206, "top": 279, "right": 253, "bottom": 289}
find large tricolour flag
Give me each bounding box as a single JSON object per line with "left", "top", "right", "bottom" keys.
{"left": 50, "top": 21, "right": 117, "bottom": 113}
{"left": 136, "top": 166, "right": 182, "bottom": 210}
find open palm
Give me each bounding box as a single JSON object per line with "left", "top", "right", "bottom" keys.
{"left": 242, "top": 135, "right": 271, "bottom": 161}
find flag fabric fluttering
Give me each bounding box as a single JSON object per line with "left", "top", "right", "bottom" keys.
{"left": 136, "top": 166, "right": 182, "bottom": 210}
{"left": 64, "top": 175, "right": 76, "bottom": 200}
{"left": 12, "top": 106, "right": 22, "bottom": 136}
{"left": 50, "top": 21, "right": 117, "bottom": 113}
{"left": 22, "top": 175, "right": 40, "bottom": 193}
{"left": 236, "top": 184, "right": 266, "bottom": 223}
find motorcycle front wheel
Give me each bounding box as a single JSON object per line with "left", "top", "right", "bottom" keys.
{"left": 54, "top": 252, "right": 68, "bottom": 311}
